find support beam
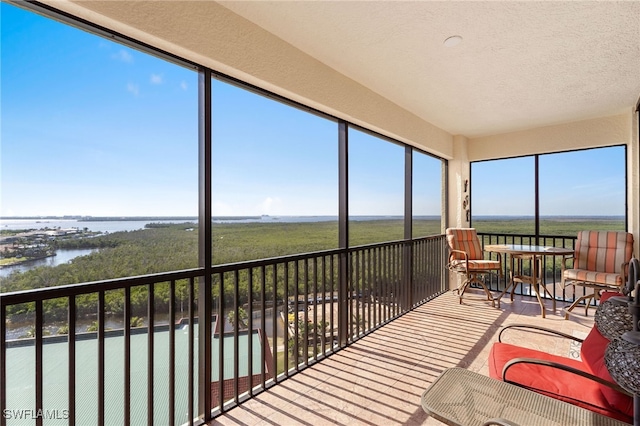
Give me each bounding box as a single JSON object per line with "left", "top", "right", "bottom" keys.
{"left": 198, "top": 68, "right": 213, "bottom": 422}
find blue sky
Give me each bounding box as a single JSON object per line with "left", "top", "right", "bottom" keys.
{"left": 472, "top": 146, "right": 626, "bottom": 216}
{"left": 1, "top": 3, "right": 622, "bottom": 219}
{"left": 1, "top": 3, "right": 442, "bottom": 218}
{"left": 2, "top": 3, "right": 197, "bottom": 216}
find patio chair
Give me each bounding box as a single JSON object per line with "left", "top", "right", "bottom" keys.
{"left": 445, "top": 228, "right": 502, "bottom": 307}
{"left": 561, "top": 230, "right": 634, "bottom": 319}
{"left": 488, "top": 291, "right": 633, "bottom": 424}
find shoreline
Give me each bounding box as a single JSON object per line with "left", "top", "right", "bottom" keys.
{"left": 0, "top": 253, "right": 55, "bottom": 269}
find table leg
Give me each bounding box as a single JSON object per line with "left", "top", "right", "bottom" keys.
{"left": 540, "top": 280, "right": 557, "bottom": 312}
{"left": 536, "top": 256, "right": 556, "bottom": 315}
{"left": 532, "top": 256, "right": 546, "bottom": 318}
{"left": 497, "top": 255, "right": 513, "bottom": 302}
{"left": 509, "top": 255, "right": 517, "bottom": 301}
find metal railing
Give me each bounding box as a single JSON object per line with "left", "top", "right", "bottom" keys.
{"left": 0, "top": 235, "right": 447, "bottom": 425}
{"left": 1, "top": 269, "right": 203, "bottom": 426}
{"left": 477, "top": 232, "right": 578, "bottom": 302}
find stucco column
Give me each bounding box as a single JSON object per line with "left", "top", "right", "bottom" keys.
{"left": 446, "top": 135, "right": 470, "bottom": 290}
{"left": 447, "top": 135, "right": 470, "bottom": 228}
{"left": 628, "top": 107, "right": 639, "bottom": 256}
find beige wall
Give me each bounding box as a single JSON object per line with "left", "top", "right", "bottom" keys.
{"left": 468, "top": 113, "right": 631, "bottom": 161}
{"left": 465, "top": 111, "right": 639, "bottom": 255}
{"left": 446, "top": 136, "right": 472, "bottom": 291}
{"left": 628, "top": 109, "right": 640, "bottom": 256}
{"left": 447, "top": 136, "right": 471, "bottom": 229}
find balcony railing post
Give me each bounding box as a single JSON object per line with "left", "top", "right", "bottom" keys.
{"left": 404, "top": 146, "right": 413, "bottom": 311}
{"left": 124, "top": 287, "right": 133, "bottom": 426}
{"left": 1, "top": 303, "right": 6, "bottom": 426}
{"left": 97, "top": 292, "right": 105, "bottom": 426}
{"left": 404, "top": 241, "right": 413, "bottom": 310}
{"left": 168, "top": 281, "right": 175, "bottom": 426}
{"left": 188, "top": 278, "right": 195, "bottom": 424}
{"left": 338, "top": 120, "right": 349, "bottom": 348}
{"left": 35, "top": 300, "right": 43, "bottom": 426}
{"left": 198, "top": 67, "right": 213, "bottom": 421}
{"left": 338, "top": 251, "right": 350, "bottom": 346}
{"left": 146, "top": 286, "right": 154, "bottom": 425}
{"left": 0, "top": 240, "right": 450, "bottom": 424}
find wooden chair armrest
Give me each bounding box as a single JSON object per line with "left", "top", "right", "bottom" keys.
{"left": 561, "top": 254, "right": 575, "bottom": 270}
{"left": 449, "top": 249, "right": 469, "bottom": 259}
{"left": 503, "top": 357, "right": 632, "bottom": 397}
{"left": 619, "top": 260, "right": 631, "bottom": 295}
{"left": 448, "top": 249, "right": 470, "bottom": 270}
{"left": 498, "top": 324, "right": 583, "bottom": 344}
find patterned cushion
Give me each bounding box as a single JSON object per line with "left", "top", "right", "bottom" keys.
{"left": 446, "top": 228, "right": 484, "bottom": 261}
{"left": 563, "top": 269, "right": 622, "bottom": 286}
{"left": 573, "top": 231, "right": 634, "bottom": 274}
{"left": 450, "top": 259, "right": 501, "bottom": 271}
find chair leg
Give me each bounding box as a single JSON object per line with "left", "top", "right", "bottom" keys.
{"left": 478, "top": 281, "right": 496, "bottom": 307}
{"left": 496, "top": 275, "right": 517, "bottom": 303}
{"left": 470, "top": 274, "right": 496, "bottom": 307}
{"left": 587, "top": 290, "right": 606, "bottom": 316}
{"left": 482, "top": 281, "right": 498, "bottom": 308}
{"left": 458, "top": 279, "right": 471, "bottom": 304}
{"left": 458, "top": 274, "right": 496, "bottom": 307}
{"left": 510, "top": 281, "right": 519, "bottom": 301}
{"left": 564, "top": 293, "right": 596, "bottom": 320}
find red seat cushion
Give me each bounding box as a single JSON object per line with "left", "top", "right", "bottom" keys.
{"left": 581, "top": 292, "right": 633, "bottom": 418}
{"left": 599, "top": 291, "right": 623, "bottom": 304}
{"left": 488, "top": 342, "right": 632, "bottom": 423}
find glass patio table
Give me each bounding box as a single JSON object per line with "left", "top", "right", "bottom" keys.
{"left": 484, "top": 244, "right": 573, "bottom": 318}
{"left": 421, "top": 368, "right": 629, "bottom": 426}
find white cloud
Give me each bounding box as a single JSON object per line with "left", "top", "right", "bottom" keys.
{"left": 180, "top": 81, "right": 188, "bottom": 91}
{"left": 127, "top": 83, "right": 140, "bottom": 96}
{"left": 150, "top": 74, "right": 163, "bottom": 85}
{"left": 213, "top": 202, "right": 235, "bottom": 216}
{"left": 112, "top": 49, "right": 133, "bottom": 63}
{"left": 260, "top": 197, "right": 274, "bottom": 215}
{"left": 258, "top": 197, "right": 284, "bottom": 215}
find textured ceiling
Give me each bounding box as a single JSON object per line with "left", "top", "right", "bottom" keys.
{"left": 219, "top": 1, "right": 640, "bottom": 138}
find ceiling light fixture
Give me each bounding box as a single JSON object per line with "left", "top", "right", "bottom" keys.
{"left": 443, "top": 35, "right": 463, "bottom": 47}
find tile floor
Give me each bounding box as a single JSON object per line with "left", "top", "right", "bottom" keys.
{"left": 209, "top": 290, "right": 596, "bottom": 426}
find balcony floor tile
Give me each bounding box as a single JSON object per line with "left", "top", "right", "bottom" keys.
{"left": 209, "top": 291, "right": 594, "bottom": 426}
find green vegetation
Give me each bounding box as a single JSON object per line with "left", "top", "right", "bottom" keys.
{"left": 473, "top": 217, "right": 626, "bottom": 284}
{"left": 1, "top": 220, "right": 439, "bottom": 322}
{"left": 287, "top": 316, "right": 329, "bottom": 366}
{"left": 0, "top": 257, "right": 28, "bottom": 266}
{"left": 227, "top": 307, "right": 248, "bottom": 330}
{"left": 473, "top": 217, "right": 625, "bottom": 236}
{"left": 0, "top": 217, "right": 624, "bottom": 326}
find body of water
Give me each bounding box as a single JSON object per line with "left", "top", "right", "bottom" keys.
{"left": 0, "top": 215, "right": 440, "bottom": 234}
{"left": 0, "top": 218, "right": 196, "bottom": 233}
{"left": 0, "top": 248, "right": 97, "bottom": 277}
{"left": 0, "top": 216, "right": 421, "bottom": 277}
{"left": 2, "top": 215, "right": 607, "bottom": 279}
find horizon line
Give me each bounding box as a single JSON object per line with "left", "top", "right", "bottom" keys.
{"left": 0, "top": 214, "right": 625, "bottom": 220}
